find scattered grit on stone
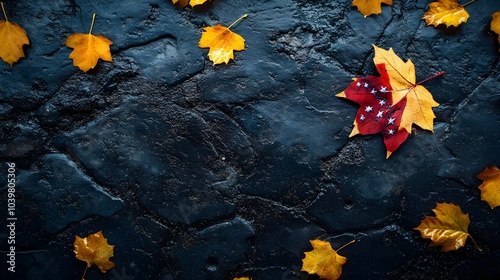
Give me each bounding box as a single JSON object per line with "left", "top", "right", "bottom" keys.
{"left": 1, "top": 0, "right": 500, "bottom": 279}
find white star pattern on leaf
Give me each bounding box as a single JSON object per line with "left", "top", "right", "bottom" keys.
{"left": 360, "top": 114, "right": 366, "bottom": 121}
{"left": 371, "top": 88, "right": 377, "bottom": 94}
{"left": 357, "top": 81, "right": 361, "bottom": 87}
{"left": 365, "top": 106, "right": 373, "bottom": 112}
{"left": 380, "top": 86, "right": 388, "bottom": 93}
{"left": 388, "top": 117, "right": 396, "bottom": 125}
{"left": 388, "top": 129, "right": 395, "bottom": 135}
{"left": 364, "top": 82, "right": 369, "bottom": 88}
{"left": 376, "top": 111, "right": 383, "bottom": 118}
{"left": 379, "top": 100, "right": 386, "bottom": 105}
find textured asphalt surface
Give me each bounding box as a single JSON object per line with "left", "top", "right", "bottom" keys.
{"left": 1, "top": 0, "right": 500, "bottom": 279}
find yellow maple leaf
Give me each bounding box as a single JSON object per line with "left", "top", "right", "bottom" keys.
{"left": 198, "top": 14, "right": 247, "bottom": 65}
{"left": 477, "top": 166, "right": 500, "bottom": 209}
{"left": 172, "top": 0, "right": 208, "bottom": 7}
{"left": 74, "top": 230, "right": 115, "bottom": 278}
{"left": 422, "top": 0, "right": 472, "bottom": 28}
{"left": 414, "top": 202, "right": 480, "bottom": 252}
{"left": 0, "top": 2, "right": 29, "bottom": 66}
{"left": 372, "top": 45, "right": 440, "bottom": 135}
{"left": 65, "top": 14, "right": 113, "bottom": 72}
{"left": 301, "top": 239, "right": 355, "bottom": 280}
{"left": 352, "top": 0, "right": 393, "bottom": 18}
{"left": 491, "top": 11, "right": 500, "bottom": 51}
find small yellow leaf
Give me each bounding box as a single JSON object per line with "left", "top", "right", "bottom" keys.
{"left": 422, "top": 0, "right": 470, "bottom": 28}
{"left": 74, "top": 230, "right": 115, "bottom": 273}
{"left": 198, "top": 16, "right": 247, "bottom": 65}
{"left": 233, "top": 277, "right": 251, "bottom": 280}
{"left": 171, "top": 0, "right": 208, "bottom": 7}
{"left": 301, "top": 239, "right": 354, "bottom": 280}
{"left": 352, "top": 0, "right": 393, "bottom": 18}
{"left": 491, "top": 11, "right": 500, "bottom": 51}
{"left": 65, "top": 14, "right": 113, "bottom": 72}
{"left": 477, "top": 166, "right": 500, "bottom": 209}
{"left": 0, "top": 3, "right": 29, "bottom": 66}
{"left": 414, "top": 202, "right": 471, "bottom": 252}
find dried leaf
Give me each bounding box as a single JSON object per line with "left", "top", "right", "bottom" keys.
{"left": 0, "top": 3, "right": 29, "bottom": 66}
{"left": 422, "top": 0, "right": 470, "bottom": 28}
{"left": 337, "top": 45, "right": 441, "bottom": 158}
{"left": 414, "top": 202, "right": 471, "bottom": 252}
{"left": 172, "top": 0, "right": 208, "bottom": 7}
{"left": 65, "top": 14, "right": 113, "bottom": 72}
{"left": 477, "top": 166, "right": 500, "bottom": 209}
{"left": 352, "top": 0, "right": 393, "bottom": 18}
{"left": 301, "top": 239, "right": 354, "bottom": 280}
{"left": 491, "top": 11, "right": 500, "bottom": 51}
{"left": 74, "top": 230, "right": 115, "bottom": 273}
{"left": 198, "top": 15, "right": 247, "bottom": 65}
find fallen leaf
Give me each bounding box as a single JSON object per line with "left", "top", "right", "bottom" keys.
{"left": 337, "top": 45, "right": 441, "bottom": 158}
{"left": 414, "top": 202, "right": 472, "bottom": 252}
{"left": 74, "top": 230, "right": 115, "bottom": 274}
{"left": 491, "top": 11, "right": 500, "bottom": 50}
{"left": 198, "top": 14, "right": 247, "bottom": 65}
{"left": 0, "top": 2, "right": 29, "bottom": 66}
{"left": 352, "top": 0, "right": 393, "bottom": 18}
{"left": 301, "top": 239, "right": 355, "bottom": 280}
{"left": 233, "top": 277, "right": 251, "bottom": 280}
{"left": 65, "top": 13, "right": 113, "bottom": 72}
{"left": 477, "top": 166, "right": 500, "bottom": 209}
{"left": 422, "top": 0, "right": 471, "bottom": 28}
{"left": 172, "top": 0, "right": 208, "bottom": 7}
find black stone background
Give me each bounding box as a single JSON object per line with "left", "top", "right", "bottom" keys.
{"left": 1, "top": 0, "right": 500, "bottom": 279}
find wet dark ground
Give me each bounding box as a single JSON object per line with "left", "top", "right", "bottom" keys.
{"left": 1, "top": 0, "right": 500, "bottom": 279}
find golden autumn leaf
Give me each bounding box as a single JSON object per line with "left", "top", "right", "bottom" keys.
{"left": 301, "top": 239, "right": 355, "bottom": 280}
{"left": 0, "top": 2, "right": 29, "bottom": 66}
{"left": 233, "top": 277, "right": 251, "bottom": 280}
{"left": 198, "top": 14, "right": 247, "bottom": 65}
{"left": 352, "top": 0, "right": 393, "bottom": 18}
{"left": 65, "top": 14, "right": 113, "bottom": 72}
{"left": 172, "top": 0, "right": 209, "bottom": 7}
{"left": 477, "top": 166, "right": 500, "bottom": 209}
{"left": 422, "top": 0, "right": 472, "bottom": 28}
{"left": 491, "top": 11, "right": 500, "bottom": 51}
{"left": 74, "top": 230, "right": 115, "bottom": 276}
{"left": 414, "top": 202, "right": 477, "bottom": 252}
{"left": 372, "top": 45, "right": 440, "bottom": 135}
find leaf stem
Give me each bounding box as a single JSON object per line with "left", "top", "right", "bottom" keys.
{"left": 462, "top": 0, "right": 476, "bottom": 7}
{"left": 89, "top": 13, "right": 96, "bottom": 34}
{"left": 80, "top": 265, "right": 89, "bottom": 280}
{"left": 1, "top": 2, "right": 8, "bottom": 22}
{"left": 468, "top": 234, "right": 483, "bottom": 252}
{"left": 228, "top": 14, "right": 248, "bottom": 29}
{"left": 416, "top": 71, "right": 445, "bottom": 85}
{"left": 336, "top": 239, "right": 356, "bottom": 252}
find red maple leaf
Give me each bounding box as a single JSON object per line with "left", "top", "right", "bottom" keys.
{"left": 337, "top": 63, "right": 409, "bottom": 157}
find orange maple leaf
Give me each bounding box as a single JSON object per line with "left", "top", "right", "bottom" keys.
{"left": 65, "top": 14, "right": 113, "bottom": 72}
{"left": 301, "top": 239, "right": 355, "bottom": 280}
{"left": 414, "top": 202, "right": 480, "bottom": 252}
{"left": 172, "top": 0, "right": 209, "bottom": 7}
{"left": 337, "top": 45, "right": 441, "bottom": 158}
{"left": 0, "top": 2, "right": 29, "bottom": 66}
{"left": 477, "top": 166, "right": 500, "bottom": 209}
{"left": 198, "top": 14, "right": 247, "bottom": 65}
{"left": 422, "top": 0, "right": 473, "bottom": 28}
{"left": 491, "top": 11, "right": 500, "bottom": 51}
{"left": 352, "top": 0, "right": 393, "bottom": 18}
{"left": 74, "top": 230, "right": 115, "bottom": 278}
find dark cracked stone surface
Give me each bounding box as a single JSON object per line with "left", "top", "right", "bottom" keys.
{"left": 1, "top": 0, "right": 500, "bottom": 279}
